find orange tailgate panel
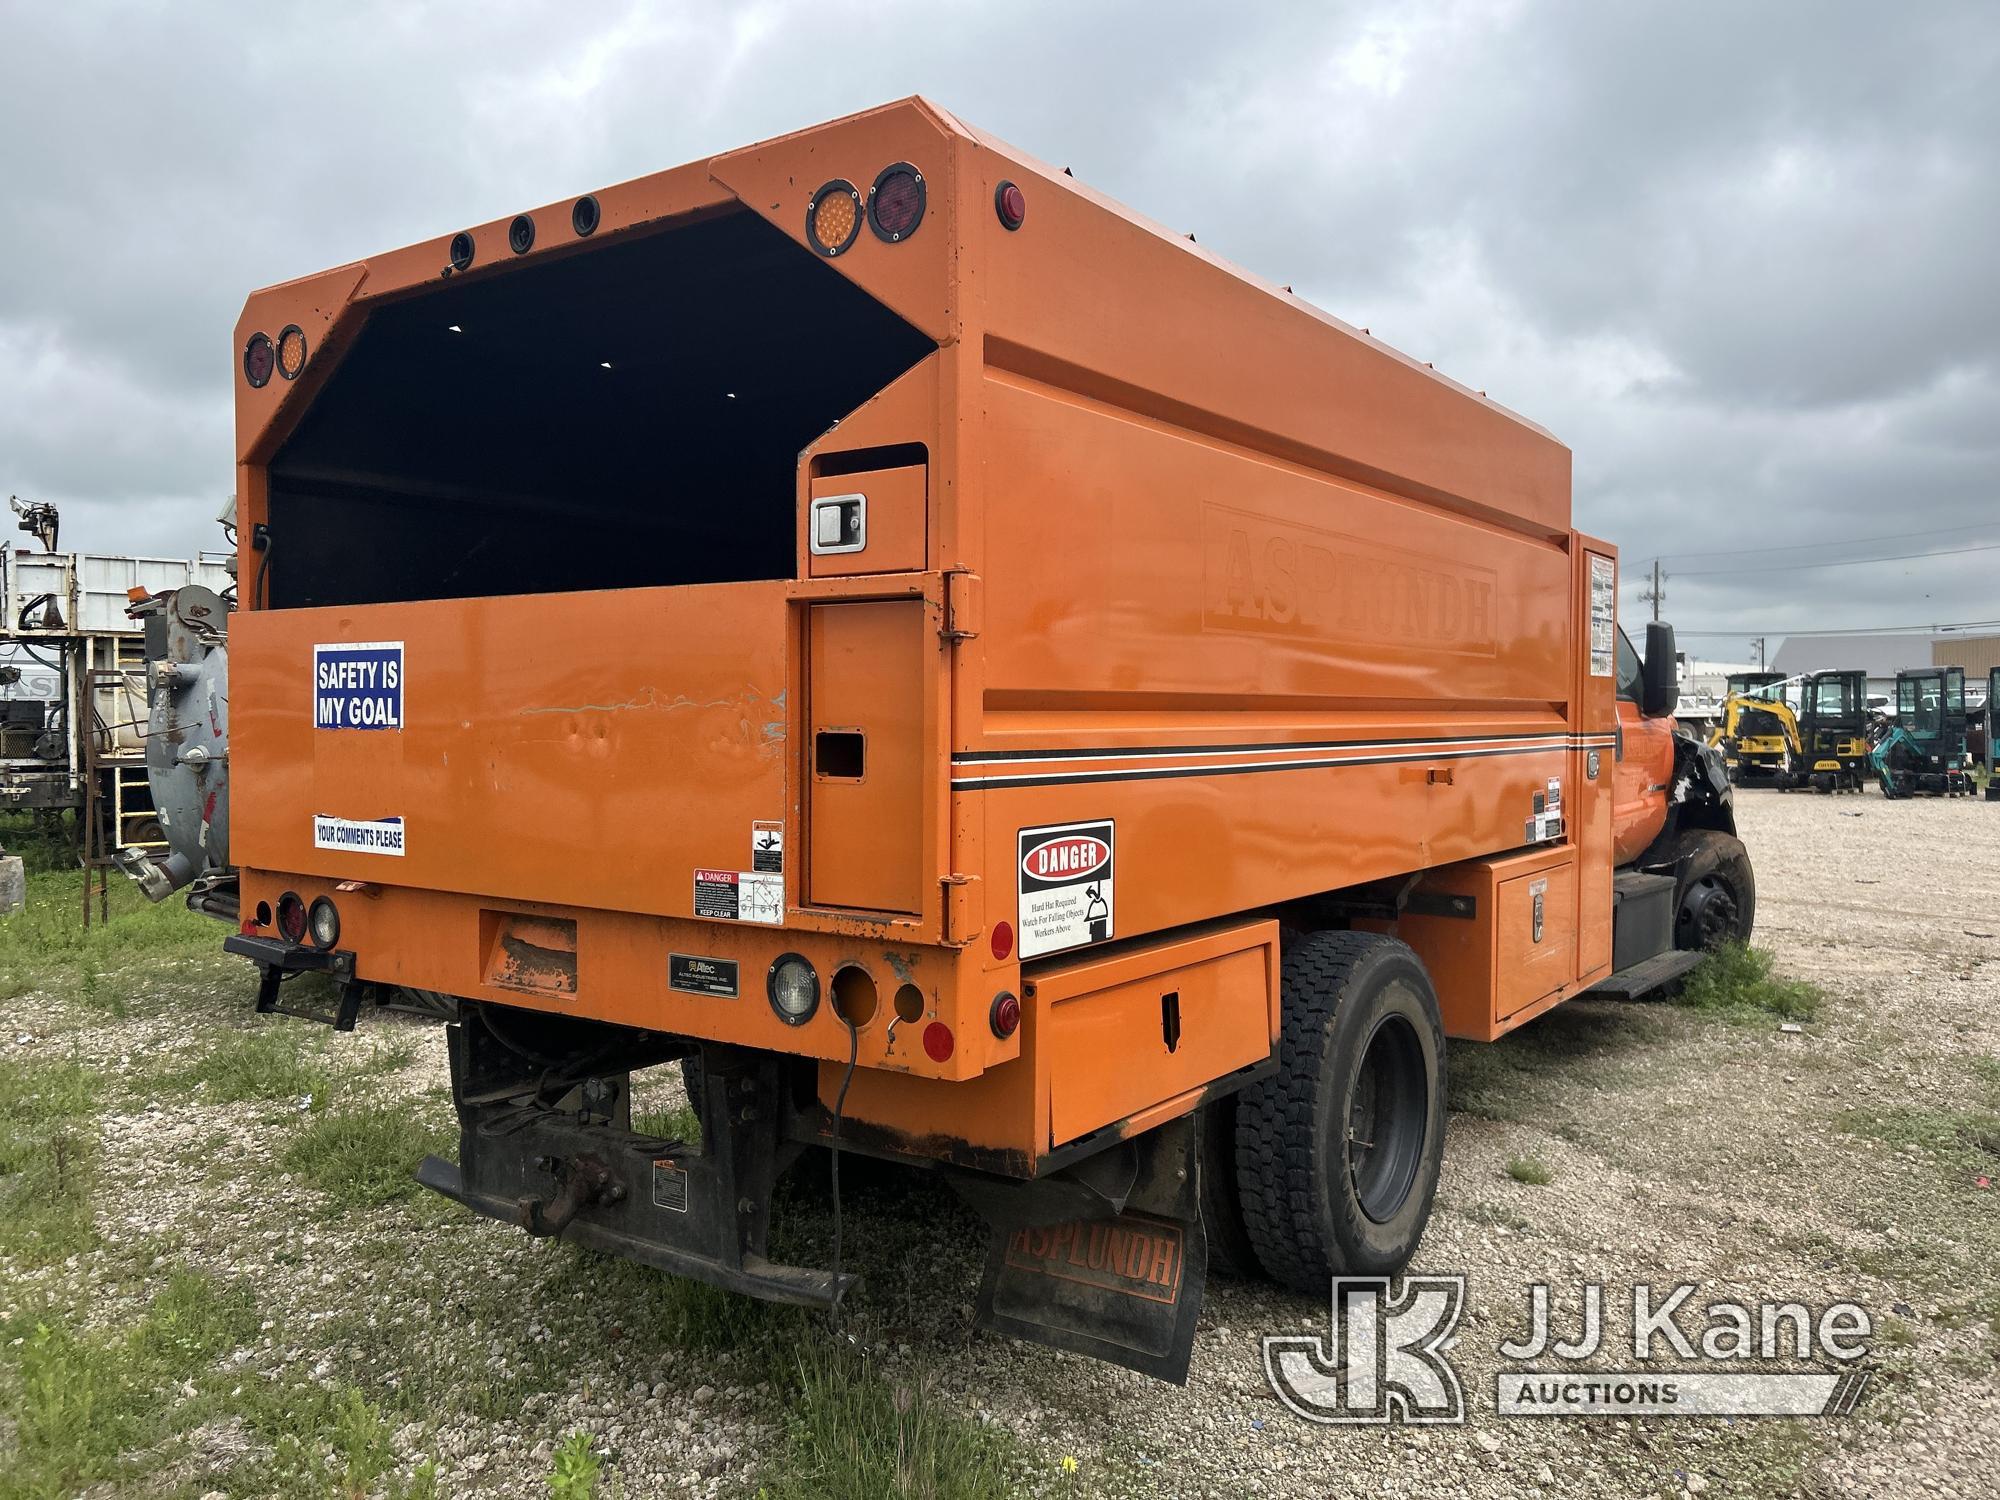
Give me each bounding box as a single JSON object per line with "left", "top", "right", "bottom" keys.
{"left": 231, "top": 582, "right": 794, "bottom": 919}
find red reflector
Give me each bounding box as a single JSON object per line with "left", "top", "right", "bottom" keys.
{"left": 922, "top": 1021, "right": 954, "bottom": 1063}
{"left": 990, "top": 992, "right": 1020, "bottom": 1040}
{"left": 242, "top": 332, "right": 274, "bottom": 388}
{"left": 995, "top": 180, "right": 1026, "bottom": 231}
{"left": 990, "top": 921, "right": 1014, "bottom": 961}
{"left": 239, "top": 918, "right": 259, "bottom": 936}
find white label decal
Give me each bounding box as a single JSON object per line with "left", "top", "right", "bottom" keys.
{"left": 1588, "top": 556, "right": 1616, "bottom": 678}
{"left": 1017, "top": 819, "right": 1115, "bottom": 959}
{"left": 313, "top": 814, "right": 406, "bottom": 856}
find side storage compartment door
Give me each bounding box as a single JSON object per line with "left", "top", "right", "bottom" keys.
{"left": 807, "top": 601, "right": 928, "bottom": 913}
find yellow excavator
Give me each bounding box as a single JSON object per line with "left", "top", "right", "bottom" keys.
{"left": 1706, "top": 670, "right": 1869, "bottom": 792}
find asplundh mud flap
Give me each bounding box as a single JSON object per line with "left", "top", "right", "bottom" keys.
{"left": 958, "top": 1114, "right": 1208, "bottom": 1383}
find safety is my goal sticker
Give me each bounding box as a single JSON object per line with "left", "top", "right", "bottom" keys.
{"left": 1017, "top": 820, "right": 1114, "bottom": 959}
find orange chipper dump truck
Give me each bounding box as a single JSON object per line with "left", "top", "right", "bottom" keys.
{"left": 131, "top": 99, "right": 1754, "bottom": 1382}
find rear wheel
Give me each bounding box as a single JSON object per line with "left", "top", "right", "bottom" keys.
{"left": 1234, "top": 931, "right": 1446, "bottom": 1292}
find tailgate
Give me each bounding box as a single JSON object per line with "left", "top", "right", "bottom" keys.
{"left": 232, "top": 580, "right": 801, "bottom": 919}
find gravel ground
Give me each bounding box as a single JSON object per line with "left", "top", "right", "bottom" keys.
{"left": 3, "top": 787, "right": 1998, "bottom": 1497}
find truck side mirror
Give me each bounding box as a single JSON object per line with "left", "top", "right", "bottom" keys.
{"left": 1642, "top": 621, "right": 1679, "bottom": 719}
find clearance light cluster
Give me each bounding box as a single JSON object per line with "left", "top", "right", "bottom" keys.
{"left": 808, "top": 162, "right": 945, "bottom": 257}
{"left": 273, "top": 891, "right": 341, "bottom": 950}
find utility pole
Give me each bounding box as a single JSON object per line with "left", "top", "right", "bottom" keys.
{"left": 1752, "top": 636, "right": 1766, "bottom": 669}
{"left": 1639, "top": 560, "right": 1667, "bottom": 621}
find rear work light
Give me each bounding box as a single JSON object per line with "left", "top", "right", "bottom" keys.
{"left": 768, "top": 953, "right": 820, "bottom": 1025}
{"left": 448, "top": 231, "right": 475, "bottom": 272}
{"left": 868, "top": 163, "right": 926, "bottom": 243}
{"left": 307, "top": 896, "right": 340, "bottom": 950}
{"left": 571, "top": 194, "right": 600, "bottom": 237}
{"left": 242, "top": 332, "right": 274, "bottom": 388}
{"left": 275, "top": 891, "right": 308, "bottom": 944}
{"left": 276, "top": 325, "right": 307, "bottom": 380}
{"left": 807, "top": 179, "right": 861, "bottom": 256}
{"left": 509, "top": 214, "right": 535, "bottom": 254}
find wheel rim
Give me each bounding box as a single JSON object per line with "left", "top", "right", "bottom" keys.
{"left": 1679, "top": 877, "right": 1739, "bottom": 949}
{"left": 1346, "top": 1009, "right": 1427, "bottom": 1224}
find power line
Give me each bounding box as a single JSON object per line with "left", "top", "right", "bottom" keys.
{"left": 1670, "top": 540, "right": 2000, "bottom": 577}
{"left": 1650, "top": 520, "right": 1997, "bottom": 564}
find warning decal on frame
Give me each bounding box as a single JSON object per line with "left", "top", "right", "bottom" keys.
{"left": 693, "top": 869, "right": 784, "bottom": 924}
{"left": 1017, "top": 820, "right": 1114, "bottom": 959}
{"left": 751, "top": 820, "right": 785, "bottom": 874}
{"left": 1588, "top": 556, "right": 1617, "bottom": 678}
{"left": 314, "top": 642, "right": 404, "bottom": 730}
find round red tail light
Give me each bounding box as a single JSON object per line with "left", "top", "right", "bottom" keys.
{"left": 868, "top": 163, "right": 926, "bottom": 243}
{"left": 922, "top": 1021, "right": 955, "bottom": 1063}
{"left": 242, "top": 332, "right": 274, "bottom": 388}
{"left": 990, "top": 992, "right": 1020, "bottom": 1040}
{"left": 990, "top": 920, "right": 1014, "bottom": 961}
{"left": 275, "top": 890, "right": 308, "bottom": 943}
{"left": 994, "top": 180, "right": 1026, "bottom": 231}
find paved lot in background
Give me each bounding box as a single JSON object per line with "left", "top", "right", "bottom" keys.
{"left": 2, "top": 789, "right": 1997, "bottom": 1497}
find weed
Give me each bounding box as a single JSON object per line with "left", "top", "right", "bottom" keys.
{"left": 131, "top": 1266, "right": 260, "bottom": 1374}
{"left": 759, "top": 1341, "right": 1022, "bottom": 1500}
{"left": 1676, "top": 943, "right": 1823, "bottom": 1022}
{"left": 0, "top": 1054, "right": 99, "bottom": 1261}
{"left": 549, "top": 1430, "right": 603, "bottom": 1499}
{"left": 1838, "top": 1105, "right": 2000, "bottom": 1173}
{"left": 1504, "top": 1155, "right": 1553, "bottom": 1186}
{"left": 283, "top": 1104, "right": 453, "bottom": 1209}
{"left": 632, "top": 1102, "right": 701, "bottom": 1143}
{"left": 159, "top": 1023, "right": 335, "bottom": 1108}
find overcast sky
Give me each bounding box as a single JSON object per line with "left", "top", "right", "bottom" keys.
{"left": 2, "top": 2, "right": 1993, "bottom": 656}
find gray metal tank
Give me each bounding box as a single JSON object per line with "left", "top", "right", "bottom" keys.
{"left": 118, "top": 585, "right": 230, "bottom": 904}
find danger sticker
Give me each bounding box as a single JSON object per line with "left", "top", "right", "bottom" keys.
{"left": 1017, "top": 820, "right": 1114, "bottom": 959}
{"left": 312, "top": 814, "right": 405, "bottom": 856}
{"left": 751, "top": 820, "right": 784, "bottom": 874}
{"left": 692, "top": 869, "right": 784, "bottom": 924}
{"left": 314, "top": 642, "right": 404, "bottom": 730}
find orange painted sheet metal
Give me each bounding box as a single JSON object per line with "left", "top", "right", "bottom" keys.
{"left": 233, "top": 574, "right": 945, "bottom": 930}
{"left": 1035, "top": 922, "right": 1278, "bottom": 1147}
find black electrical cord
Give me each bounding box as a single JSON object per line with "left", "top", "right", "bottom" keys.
{"left": 829, "top": 1013, "right": 859, "bottom": 1315}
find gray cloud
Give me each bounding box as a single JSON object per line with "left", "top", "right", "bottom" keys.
{"left": 2, "top": 0, "right": 1993, "bottom": 646}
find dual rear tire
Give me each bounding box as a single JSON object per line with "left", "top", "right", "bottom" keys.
{"left": 1213, "top": 930, "right": 1447, "bottom": 1291}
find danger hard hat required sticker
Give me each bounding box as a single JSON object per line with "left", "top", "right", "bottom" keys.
{"left": 1017, "top": 820, "right": 1114, "bottom": 959}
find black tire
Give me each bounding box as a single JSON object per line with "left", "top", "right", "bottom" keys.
{"left": 1234, "top": 931, "right": 1447, "bottom": 1292}
{"left": 1659, "top": 829, "right": 1756, "bottom": 949}
{"left": 1197, "top": 1095, "right": 1260, "bottom": 1279}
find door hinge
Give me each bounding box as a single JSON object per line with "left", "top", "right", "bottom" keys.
{"left": 942, "top": 872, "right": 980, "bottom": 946}
{"left": 942, "top": 570, "right": 981, "bottom": 645}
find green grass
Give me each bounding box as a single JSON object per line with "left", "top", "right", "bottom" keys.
{"left": 0, "top": 1266, "right": 262, "bottom": 1500}
{"left": 1676, "top": 943, "right": 1823, "bottom": 1022}
{"left": 1504, "top": 1154, "right": 1553, "bottom": 1186}
{"left": 633, "top": 1101, "right": 701, "bottom": 1143}
{"left": 0, "top": 816, "right": 224, "bottom": 1012}
{"left": 1838, "top": 1104, "right": 2000, "bottom": 1173}
{"left": 283, "top": 1102, "right": 454, "bottom": 1209}
{"left": 158, "top": 1022, "right": 336, "bottom": 1108}
{"left": 758, "top": 1341, "right": 1025, "bottom": 1500}
{"left": 0, "top": 1054, "right": 100, "bottom": 1262}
